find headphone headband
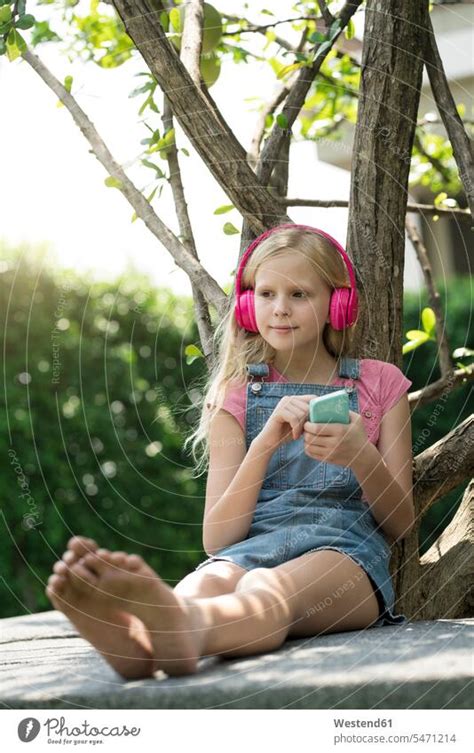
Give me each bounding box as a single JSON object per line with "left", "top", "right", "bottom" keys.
{"left": 236, "top": 223, "right": 356, "bottom": 298}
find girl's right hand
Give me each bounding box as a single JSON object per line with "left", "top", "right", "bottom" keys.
{"left": 255, "top": 395, "right": 315, "bottom": 452}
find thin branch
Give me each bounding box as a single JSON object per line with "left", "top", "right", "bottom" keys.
{"left": 317, "top": 1, "right": 335, "bottom": 27}
{"left": 408, "top": 364, "right": 473, "bottom": 410}
{"left": 276, "top": 196, "right": 471, "bottom": 219}
{"left": 111, "top": 0, "right": 289, "bottom": 235}
{"left": 248, "top": 87, "right": 290, "bottom": 168}
{"left": 424, "top": 17, "right": 474, "bottom": 217}
{"left": 248, "top": 28, "right": 309, "bottom": 167}
{"left": 413, "top": 132, "right": 453, "bottom": 185}
{"left": 22, "top": 49, "right": 227, "bottom": 318}
{"left": 163, "top": 97, "right": 214, "bottom": 361}
{"left": 405, "top": 219, "right": 453, "bottom": 377}
{"left": 256, "top": 1, "right": 363, "bottom": 187}
{"left": 180, "top": 0, "right": 204, "bottom": 85}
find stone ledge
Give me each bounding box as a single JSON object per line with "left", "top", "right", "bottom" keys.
{"left": 0, "top": 611, "right": 472, "bottom": 709}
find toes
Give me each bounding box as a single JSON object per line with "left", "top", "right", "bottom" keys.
{"left": 82, "top": 549, "right": 113, "bottom": 574}
{"left": 69, "top": 561, "right": 99, "bottom": 589}
{"left": 53, "top": 560, "right": 68, "bottom": 576}
{"left": 62, "top": 550, "right": 76, "bottom": 565}
{"left": 67, "top": 536, "right": 99, "bottom": 559}
{"left": 110, "top": 552, "right": 128, "bottom": 567}
{"left": 127, "top": 555, "right": 144, "bottom": 571}
{"left": 45, "top": 574, "right": 66, "bottom": 600}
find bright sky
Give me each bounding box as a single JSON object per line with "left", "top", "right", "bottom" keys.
{"left": 0, "top": 1, "right": 424, "bottom": 295}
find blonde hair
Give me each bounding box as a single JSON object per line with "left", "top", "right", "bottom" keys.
{"left": 183, "top": 227, "right": 358, "bottom": 477}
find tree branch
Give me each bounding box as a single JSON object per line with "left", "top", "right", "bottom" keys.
{"left": 111, "top": 0, "right": 290, "bottom": 235}
{"left": 163, "top": 97, "right": 214, "bottom": 362}
{"left": 278, "top": 197, "right": 471, "bottom": 219}
{"left": 408, "top": 365, "right": 473, "bottom": 410}
{"left": 180, "top": 0, "right": 204, "bottom": 85}
{"left": 248, "top": 28, "right": 308, "bottom": 169}
{"left": 413, "top": 414, "right": 474, "bottom": 516}
{"left": 317, "top": 1, "right": 335, "bottom": 27}
{"left": 405, "top": 219, "right": 453, "bottom": 377}
{"left": 424, "top": 16, "right": 474, "bottom": 217}
{"left": 256, "top": 1, "right": 363, "bottom": 187}
{"left": 417, "top": 480, "right": 473, "bottom": 620}
{"left": 22, "top": 48, "right": 227, "bottom": 318}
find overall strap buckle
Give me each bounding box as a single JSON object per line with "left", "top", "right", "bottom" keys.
{"left": 338, "top": 357, "right": 360, "bottom": 392}
{"left": 246, "top": 363, "right": 270, "bottom": 386}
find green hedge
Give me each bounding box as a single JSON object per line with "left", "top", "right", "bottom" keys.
{"left": 403, "top": 276, "right": 473, "bottom": 554}
{"left": 0, "top": 248, "right": 472, "bottom": 618}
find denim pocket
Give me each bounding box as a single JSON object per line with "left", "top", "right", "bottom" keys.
{"left": 322, "top": 461, "right": 351, "bottom": 489}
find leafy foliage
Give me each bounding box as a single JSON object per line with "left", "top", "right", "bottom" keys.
{"left": 0, "top": 244, "right": 208, "bottom": 618}
{"left": 1, "top": 1, "right": 471, "bottom": 209}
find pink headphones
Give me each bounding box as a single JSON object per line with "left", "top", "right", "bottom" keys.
{"left": 234, "top": 223, "right": 359, "bottom": 332}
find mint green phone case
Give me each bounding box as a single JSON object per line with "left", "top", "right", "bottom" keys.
{"left": 309, "top": 389, "right": 350, "bottom": 424}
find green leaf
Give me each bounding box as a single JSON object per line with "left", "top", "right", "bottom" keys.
{"left": 309, "top": 31, "right": 326, "bottom": 44}
{"left": 0, "top": 5, "right": 11, "bottom": 24}
{"left": 276, "top": 113, "right": 288, "bottom": 129}
{"left": 314, "top": 40, "right": 332, "bottom": 58}
{"left": 434, "top": 191, "right": 448, "bottom": 207}
{"left": 0, "top": 38, "right": 5, "bottom": 56}
{"left": 405, "top": 330, "right": 427, "bottom": 341}
{"left": 345, "top": 18, "right": 355, "bottom": 40}
{"left": 6, "top": 28, "right": 27, "bottom": 62}
{"left": 16, "top": 13, "right": 35, "bottom": 30}
{"left": 214, "top": 204, "right": 234, "bottom": 215}
{"left": 402, "top": 335, "right": 430, "bottom": 354}
{"left": 421, "top": 307, "right": 436, "bottom": 337}
{"left": 159, "top": 11, "right": 169, "bottom": 33}
{"left": 184, "top": 343, "right": 204, "bottom": 364}
{"left": 180, "top": 148, "right": 190, "bottom": 157}
{"left": 276, "top": 61, "right": 303, "bottom": 79}
{"left": 141, "top": 159, "right": 164, "bottom": 178}
{"left": 169, "top": 7, "right": 181, "bottom": 32}
{"left": 223, "top": 222, "right": 239, "bottom": 235}
{"left": 329, "top": 18, "right": 342, "bottom": 40}
{"left": 64, "top": 75, "right": 73, "bottom": 93}
{"left": 104, "top": 177, "right": 123, "bottom": 190}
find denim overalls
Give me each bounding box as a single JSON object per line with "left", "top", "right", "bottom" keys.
{"left": 196, "top": 356, "right": 407, "bottom": 628}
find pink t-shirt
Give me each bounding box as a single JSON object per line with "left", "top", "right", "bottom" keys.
{"left": 220, "top": 359, "right": 412, "bottom": 449}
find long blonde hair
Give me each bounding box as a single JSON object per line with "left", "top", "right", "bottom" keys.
{"left": 183, "top": 227, "right": 358, "bottom": 476}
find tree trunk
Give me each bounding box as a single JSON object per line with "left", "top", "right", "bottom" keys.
{"left": 347, "top": 0, "right": 430, "bottom": 367}
{"left": 343, "top": 0, "right": 472, "bottom": 621}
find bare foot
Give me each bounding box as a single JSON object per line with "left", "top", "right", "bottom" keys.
{"left": 81, "top": 549, "right": 205, "bottom": 677}
{"left": 45, "top": 537, "right": 157, "bottom": 679}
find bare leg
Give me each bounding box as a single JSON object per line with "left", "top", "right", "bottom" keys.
{"left": 79, "top": 549, "right": 297, "bottom": 677}
{"left": 173, "top": 560, "right": 247, "bottom": 599}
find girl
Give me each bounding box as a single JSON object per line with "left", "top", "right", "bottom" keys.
{"left": 46, "top": 224, "right": 415, "bottom": 680}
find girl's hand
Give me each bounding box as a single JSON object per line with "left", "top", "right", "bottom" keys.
{"left": 256, "top": 395, "right": 315, "bottom": 452}
{"left": 303, "top": 410, "right": 369, "bottom": 468}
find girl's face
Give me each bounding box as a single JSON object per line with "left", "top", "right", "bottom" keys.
{"left": 253, "top": 253, "right": 332, "bottom": 352}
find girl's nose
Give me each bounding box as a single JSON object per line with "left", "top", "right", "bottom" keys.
{"left": 273, "top": 297, "right": 291, "bottom": 315}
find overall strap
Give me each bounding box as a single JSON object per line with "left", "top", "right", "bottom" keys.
{"left": 337, "top": 356, "right": 360, "bottom": 380}
{"left": 246, "top": 363, "right": 270, "bottom": 381}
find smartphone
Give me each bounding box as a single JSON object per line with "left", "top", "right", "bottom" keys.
{"left": 309, "top": 389, "right": 350, "bottom": 424}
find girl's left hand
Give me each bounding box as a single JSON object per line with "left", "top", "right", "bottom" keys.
{"left": 303, "top": 410, "right": 369, "bottom": 468}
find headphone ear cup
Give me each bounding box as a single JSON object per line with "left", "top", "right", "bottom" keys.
{"left": 237, "top": 290, "right": 258, "bottom": 332}
{"left": 329, "top": 288, "right": 352, "bottom": 330}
